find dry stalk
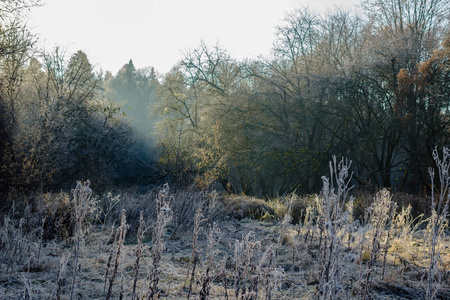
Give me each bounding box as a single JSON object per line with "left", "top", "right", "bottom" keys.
{"left": 424, "top": 147, "right": 450, "bottom": 300}
{"left": 147, "top": 183, "right": 173, "bottom": 300}
{"left": 70, "top": 180, "right": 93, "bottom": 300}
{"left": 104, "top": 224, "right": 116, "bottom": 293}
{"left": 105, "top": 209, "right": 128, "bottom": 300}
{"left": 199, "top": 223, "right": 221, "bottom": 300}
{"left": 21, "top": 273, "right": 33, "bottom": 300}
{"left": 132, "top": 210, "right": 147, "bottom": 300}
{"left": 318, "top": 156, "right": 354, "bottom": 300}
{"left": 363, "top": 189, "right": 396, "bottom": 299}
{"left": 233, "top": 231, "right": 261, "bottom": 300}
{"left": 186, "top": 208, "right": 206, "bottom": 299}
{"left": 52, "top": 251, "right": 69, "bottom": 300}
{"left": 259, "top": 245, "right": 285, "bottom": 300}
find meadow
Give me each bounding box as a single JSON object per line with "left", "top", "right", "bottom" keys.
{"left": 0, "top": 156, "right": 449, "bottom": 300}
{"left": 1, "top": 1, "right": 450, "bottom": 298}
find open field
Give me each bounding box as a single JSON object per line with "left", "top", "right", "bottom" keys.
{"left": 1, "top": 180, "right": 449, "bottom": 299}
{"left": 1, "top": 1, "right": 450, "bottom": 298}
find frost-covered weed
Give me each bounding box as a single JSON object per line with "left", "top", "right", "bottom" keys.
{"left": 363, "top": 189, "right": 396, "bottom": 299}
{"left": 147, "top": 183, "right": 173, "bottom": 300}
{"left": 105, "top": 209, "right": 128, "bottom": 300}
{"left": 70, "top": 180, "right": 95, "bottom": 300}
{"left": 318, "top": 156, "right": 355, "bottom": 300}
{"left": 424, "top": 147, "right": 450, "bottom": 300}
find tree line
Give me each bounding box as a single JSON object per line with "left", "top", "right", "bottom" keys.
{"left": 0, "top": 0, "right": 161, "bottom": 198}
{"left": 0, "top": 0, "right": 449, "bottom": 199}
{"left": 155, "top": 0, "right": 450, "bottom": 197}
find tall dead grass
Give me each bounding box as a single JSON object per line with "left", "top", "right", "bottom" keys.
{"left": 0, "top": 154, "right": 449, "bottom": 299}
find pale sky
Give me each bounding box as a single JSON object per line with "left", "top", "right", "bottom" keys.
{"left": 28, "top": 0, "right": 361, "bottom": 75}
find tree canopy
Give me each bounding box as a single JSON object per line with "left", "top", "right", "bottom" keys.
{"left": 1, "top": 0, "right": 449, "bottom": 198}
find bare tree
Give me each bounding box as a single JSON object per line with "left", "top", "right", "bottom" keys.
{"left": 0, "top": 1, "right": 37, "bottom": 194}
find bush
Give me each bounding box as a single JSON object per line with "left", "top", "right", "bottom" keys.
{"left": 37, "top": 192, "right": 75, "bottom": 240}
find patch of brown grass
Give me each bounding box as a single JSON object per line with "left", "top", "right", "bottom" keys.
{"left": 222, "top": 195, "right": 275, "bottom": 220}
